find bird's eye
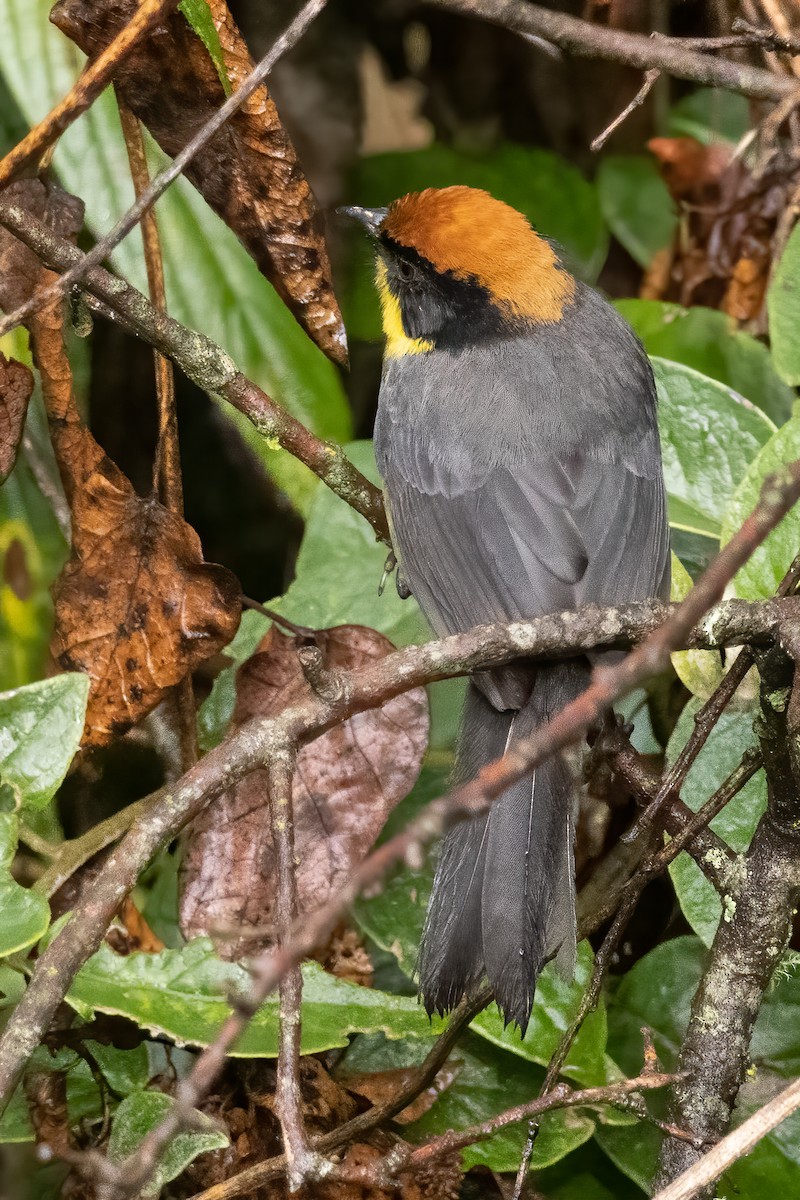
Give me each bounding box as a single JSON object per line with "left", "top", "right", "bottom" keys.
{"left": 396, "top": 259, "right": 416, "bottom": 282}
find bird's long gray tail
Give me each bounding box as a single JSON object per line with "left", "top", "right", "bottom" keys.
{"left": 418, "top": 663, "right": 586, "bottom": 1031}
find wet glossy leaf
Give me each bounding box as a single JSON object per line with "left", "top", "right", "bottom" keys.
{"left": 618, "top": 300, "right": 793, "bottom": 426}
{"left": 667, "top": 700, "right": 765, "bottom": 946}
{"left": 345, "top": 143, "right": 607, "bottom": 341}
{"left": 181, "top": 624, "right": 428, "bottom": 956}
{"left": 472, "top": 941, "right": 609, "bottom": 1087}
{"left": 109, "top": 1091, "right": 227, "bottom": 1196}
{"left": 409, "top": 1033, "right": 595, "bottom": 1171}
{"left": 768, "top": 220, "right": 800, "bottom": 386}
{"left": 0, "top": 814, "right": 50, "bottom": 955}
{"left": 654, "top": 358, "right": 775, "bottom": 539}
{"left": 0, "top": 674, "right": 88, "bottom": 808}
{"left": 720, "top": 416, "right": 800, "bottom": 599}
{"left": 68, "top": 940, "right": 446, "bottom": 1054}
{"left": 596, "top": 157, "right": 676, "bottom": 269}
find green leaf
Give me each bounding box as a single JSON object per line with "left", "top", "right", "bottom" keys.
{"left": 472, "top": 943, "right": 608, "bottom": 1087}
{"left": 409, "top": 1033, "right": 595, "bottom": 1171}
{"left": 0, "top": 0, "right": 352, "bottom": 512}
{"left": 769, "top": 221, "right": 800, "bottom": 386}
{"left": 669, "top": 554, "right": 731, "bottom": 700}
{"left": 68, "top": 940, "right": 446, "bottom": 1054}
{"left": 597, "top": 937, "right": 800, "bottom": 1195}
{"left": 667, "top": 88, "right": 750, "bottom": 145}
{"left": 0, "top": 674, "right": 88, "bottom": 809}
{"left": 654, "top": 358, "right": 775, "bottom": 539}
{"left": 109, "top": 1092, "right": 227, "bottom": 1196}
{"left": 0, "top": 963, "right": 25, "bottom": 1009}
{"left": 0, "top": 814, "right": 50, "bottom": 955}
{"left": 596, "top": 157, "right": 676, "bottom": 269}
{"left": 720, "top": 416, "right": 800, "bottom": 599}
{"left": 618, "top": 300, "right": 793, "bottom": 426}
{"left": 178, "top": 0, "right": 231, "bottom": 95}
{"left": 344, "top": 144, "right": 608, "bottom": 342}
{"left": 667, "top": 700, "right": 765, "bottom": 946}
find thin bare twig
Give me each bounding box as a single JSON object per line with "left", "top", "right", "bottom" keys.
{"left": 0, "top": 0, "right": 327, "bottom": 340}
{"left": 591, "top": 68, "right": 661, "bottom": 152}
{"left": 0, "top": 0, "right": 179, "bottom": 190}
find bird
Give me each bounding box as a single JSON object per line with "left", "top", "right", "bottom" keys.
{"left": 341, "top": 186, "right": 670, "bottom": 1031}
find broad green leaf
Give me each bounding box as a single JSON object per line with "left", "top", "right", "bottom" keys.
{"left": 0, "top": 675, "right": 88, "bottom": 809}
{"left": 769, "top": 221, "right": 800, "bottom": 386}
{"left": 409, "top": 1033, "right": 595, "bottom": 1171}
{"left": 0, "top": 964, "right": 25, "bottom": 1009}
{"left": 198, "top": 442, "right": 463, "bottom": 751}
{"left": 472, "top": 943, "right": 608, "bottom": 1087}
{"left": 720, "top": 416, "right": 800, "bottom": 599}
{"left": 597, "top": 937, "right": 800, "bottom": 1195}
{"left": 618, "top": 300, "right": 793, "bottom": 426}
{"left": 178, "top": 0, "right": 231, "bottom": 95}
{"left": 536, "top": 1139, "right": 645, "bottom": 1199}
{"left": 596, "top": 157, "right": 676, "bottom": 269}
{"left": 68, "top": 940, "right": 446, "bottom": 1054}
{"left": 0, "top": 0, "right": 351, "bottom": 512}
{"left": 654, "top": 358, "right": 775, "bottom": 539}
{"left": 0, "top": 814, "right": 50, "bottom": 954}
{"left": 667, "top": 700, "right": 765, "bottom": 946}
{"left": 109, "top": 1092, "right": 227, "bottom": 1196}
{"left": 667, "top": 88, "right": 750, "bottom": 145}
{"left": 344, "top": 143, "right": 608, "bottom": 342}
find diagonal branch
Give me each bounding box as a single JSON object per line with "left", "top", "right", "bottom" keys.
{"left": 429, "top": 0, "right": 799, "bottom": 100}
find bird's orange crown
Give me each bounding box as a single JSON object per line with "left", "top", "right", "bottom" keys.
{"left": 382, "top": 186, "right": 575, "bottom": 323}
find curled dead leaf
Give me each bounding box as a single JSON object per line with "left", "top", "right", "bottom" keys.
{"left": 180, "top": 625, "right": 429, "bottom": 957}
{"left": 51, "top": 0, "right": 347, "bottom": 365}
{"left": 51, "top": 428, "right": 241, "bottom": 745}
{"left": 0, "top": 353, "right": 34, "bottom": 483}
{"left": 340, "top": 1057, "right": 463, "bottom": 1125}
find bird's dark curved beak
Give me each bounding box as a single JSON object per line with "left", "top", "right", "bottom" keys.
{"left": 336, "top": 205, "right": 389, "bottom": 238}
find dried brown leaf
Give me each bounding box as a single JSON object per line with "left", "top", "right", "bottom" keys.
{"left": 0, "top": 352, "right": 34, "bottom": 483}
{"left": 2, "top": 181, "right": 240, "bottom": 746}
{"left": 24, "top": 1069, "right": 70, "bottom": 1157}
{"left": 180, "top": 625, "right": 429, "bottom": 956}
{"left": 340, "top": 1058, "right": 462, "bottom": 1125}
{"left": 51, "top": 426, "right": 240, "bottom": 745}
{"left": 51, "top": 0, "right": 348, "bottom": 365}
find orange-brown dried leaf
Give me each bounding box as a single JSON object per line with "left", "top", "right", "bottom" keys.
{"left": 315, "top": 922, "right": 374, "bottom": 987}
{"left": 24, "top": 1070, "right": 70, "bottom": 1157}
{"left": 180, "top": 625, "right": 429, "bottom": 956}
{"left": 0, "top": 353, "right": 34, "bottom": 483}
{"left": 118, "top": 897, "right": 166, "bottom": 952}
{"left": 51, "top": 0, "right": 347, "bottom": 366}
{"left": 340, "top": 1057, "right": 462, "bottom": 1125}
{"left": 51, "top": 430, "right": 240, "bottom": 745}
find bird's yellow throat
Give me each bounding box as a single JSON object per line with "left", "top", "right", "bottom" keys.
{"left": 375, "top": 260, "right": 434, "bottom": 358}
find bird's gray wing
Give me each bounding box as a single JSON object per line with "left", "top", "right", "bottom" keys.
{"left": 384, "top": 441, "right": 670, "bottom": 641}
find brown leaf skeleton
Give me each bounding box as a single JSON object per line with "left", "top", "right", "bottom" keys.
{"left": 342, "top": 187, "right": 670, "bottom": 1031}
